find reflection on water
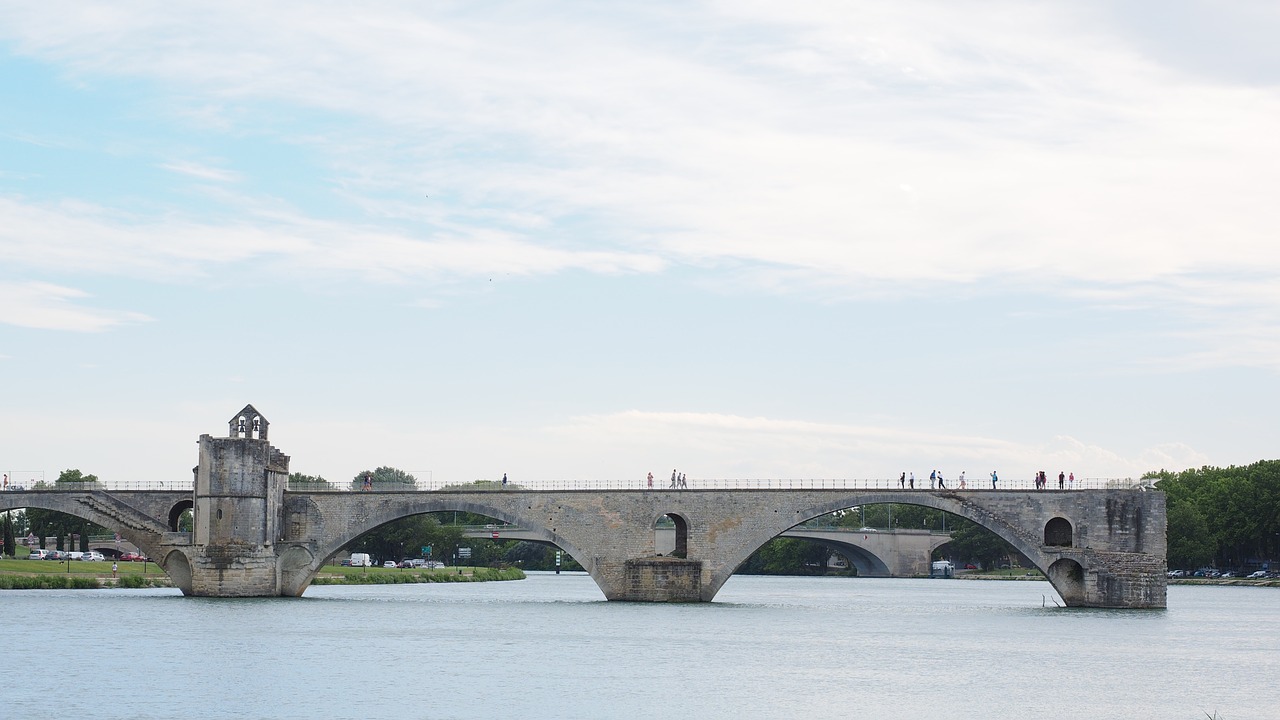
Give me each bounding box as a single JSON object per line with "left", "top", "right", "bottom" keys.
{"left": 1, "top": 574, "right": 1271, "bottom": 720}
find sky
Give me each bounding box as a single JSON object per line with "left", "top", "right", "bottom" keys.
{"left": 2, "top": 1, "right": 1279, "bottom": 487}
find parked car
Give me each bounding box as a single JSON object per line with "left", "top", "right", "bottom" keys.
{"left": 82, "top": 551, "right": 106, "bottom": 561}
{"left": 28, "top": 548, "right": 51, "bottom": 560}
{"left": 65, "top": 551, "right": 84, "bottom": 561}
{"left": 44, "top": 550, "right": 65, "bottom": 560}
{"left": 382, "top": 560, "right": 396, "bottom": 568}
{"left": 1247, "top": 570, "right": 1268, "bottom": 579}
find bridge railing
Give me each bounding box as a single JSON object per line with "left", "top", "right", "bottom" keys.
{"left": 3, "top": 477, "right": 1153, "bottom": 493}
{"left": 3, "top": 481, "right": 193, "bottom": 492}
{"left": 423, "top": 477, "right": 1150, "bottom": 492}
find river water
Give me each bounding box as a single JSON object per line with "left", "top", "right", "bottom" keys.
{"left": 1, "top": 574, "right": 1270, "bottom": 720}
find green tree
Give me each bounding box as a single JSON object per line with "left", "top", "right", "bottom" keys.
{"left": 944, "top": 518, "right": 1016, "bottom": 569}
{"left": 25, "top": 470, "right": 108, "bottom": 550}
{"left": 2, "top": 512, "right": 15, "bottom": 557}
{"left": 9, "top": 509, "right": 29, "bottom": 537}
{"left": 738, "top": 538, "right": 832, "bottom": 575}
{"left": 288, "top": 472, "right": 334, "bottom": 490}
{"left": 56, "top": 468, "right": 100, "bottom": 486}
{"left": 1151, "top": 460, "right": 1280, "bottom": 569}
{"left": 350, "top": 466, "right": 419, "bottom": 491}
{"left": 501, "top": 541, "right": 582, "bottom": 571}
{"left": 1166, "top": 503, "right": 1215, "bottom": 570}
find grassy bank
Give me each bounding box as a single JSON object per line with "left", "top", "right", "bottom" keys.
{"left": 0, "top": 556, "right": 524, "bottom": 589}
{"left": 0, "top": 556, "right": 165, "bottom": 578}
{"left": 311, "top": 565, "right": 525, "bottom": 585}
{"left": 0, "top": 573, "right": 171, "bottom": 589}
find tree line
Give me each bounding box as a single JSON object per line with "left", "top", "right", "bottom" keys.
{"left": 1148, "top": 459, "right": 1280, "bottom": 571}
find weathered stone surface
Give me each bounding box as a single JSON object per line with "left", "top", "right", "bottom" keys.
{"left": 624, "top": 557, "right": 702, "bottom": 602}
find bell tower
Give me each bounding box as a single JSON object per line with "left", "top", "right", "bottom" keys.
{"left": 190, "top": 404, "right": 290, "bottom": 595}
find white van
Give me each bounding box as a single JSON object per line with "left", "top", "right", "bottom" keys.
{"left": 349, "top": 553, "right": 372, "bottom": 567}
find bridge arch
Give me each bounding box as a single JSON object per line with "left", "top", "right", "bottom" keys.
{"left": 285, "top": 496, "right": 597, "bottom": 597}
{"left": 655, "top": 512, "right": 689, "bottom": 559}
{"left": 1047, "top": 558, "right": 1085, "bottom": 604}
{"left": 0, "top": 491, "right": 176, "bottom": 583}
{"left": 709, "top": 491, "right": 1071, "bottom": 605}
{"left": 168, "top": 499, "right": 193, "bottom": 532}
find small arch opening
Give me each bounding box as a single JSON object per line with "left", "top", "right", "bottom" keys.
{"left": 654, "top": 513, "right": 688, "bottom": 558}
{"left": 1044, "top": 517, "right": 1073, "bottom": 547}
{"left": 168, "top": 500, "right": 194, "bottom": 532}
{"left": 1047, "top": 558, "right": 1086, "bottom": 605}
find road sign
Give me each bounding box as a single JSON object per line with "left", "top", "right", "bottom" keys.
{"left": 491, "top": 531, "right": 499, "bottom": 538}
{"left": 458, "top": 547, "right": 472, "bottom": 559}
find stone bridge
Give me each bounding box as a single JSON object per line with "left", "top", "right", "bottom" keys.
{"left": 0, "top": 406, "right": 1167, "bottom": 608}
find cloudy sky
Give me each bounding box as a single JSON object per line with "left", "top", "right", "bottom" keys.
{"left": 2, "top": 1, "right": 1278, "bottom": 487}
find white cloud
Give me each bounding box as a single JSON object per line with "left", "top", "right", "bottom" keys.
{"left": 1, "top": 2, "right": 1278, "bottom": 362}
{"left": 0, "top": 281, "right": 151, "bottom": 331}
{"left": 0, "top": 197, "right": 664, "bottom": 283}
{"left": 545, "top": 410, "right": 1192, "bottom": 480}
{"left": 159, "top": 160, "right": 241, "bottom": 183}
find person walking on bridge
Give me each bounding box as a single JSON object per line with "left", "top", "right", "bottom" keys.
{"left": 929, "top": 469, "right": 936, "bottom": 489}
{"left": 990, "top": 470, "right": 998, "bottom": 489}
{"left": 899, "top": 472, "right": 906, "bottom": 489}
{"left": 937, "top": 472, "right": 946, "bottom": 489}
{"left": 909, "top": 472, "right": 915, "bottom": 489}
{"left": 670, "top": 470, "right": 677, "bottom": 489}
{"left": 647, "top": 472, "right": 653, "bottom": 488}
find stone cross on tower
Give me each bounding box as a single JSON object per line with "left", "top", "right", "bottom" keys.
{"left": 229, "top": 404, "right": 269, "bottom": 440}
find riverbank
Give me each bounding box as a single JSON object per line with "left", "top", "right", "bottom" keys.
{"left": 312, "top": 565, "right": 525, "bottom": 585}
{"left": 1170, "top": 577, "right": 1280, "bottom": 588}
{"left": 0, "top": 557, "right": 171, "bottom": 589}
{"left": 956, "top": 571, "right": 1045, "bottom": 581}
{"left": 0, "top": 557, "right": 524, "bottom": 590}
{"left": 955, "top": 569, "right": 1279, "bottom": 588}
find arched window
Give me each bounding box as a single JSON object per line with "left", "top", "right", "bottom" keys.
{"left": 1044, "top": 517, "right": 1073, "bottom": 547}
{"left": 654, "top": 513, "right": 689, "bottom": 558}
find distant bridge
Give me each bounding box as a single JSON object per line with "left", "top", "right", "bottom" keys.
{"left": 462, "top": 524, "right": 951, "bottom": 577}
